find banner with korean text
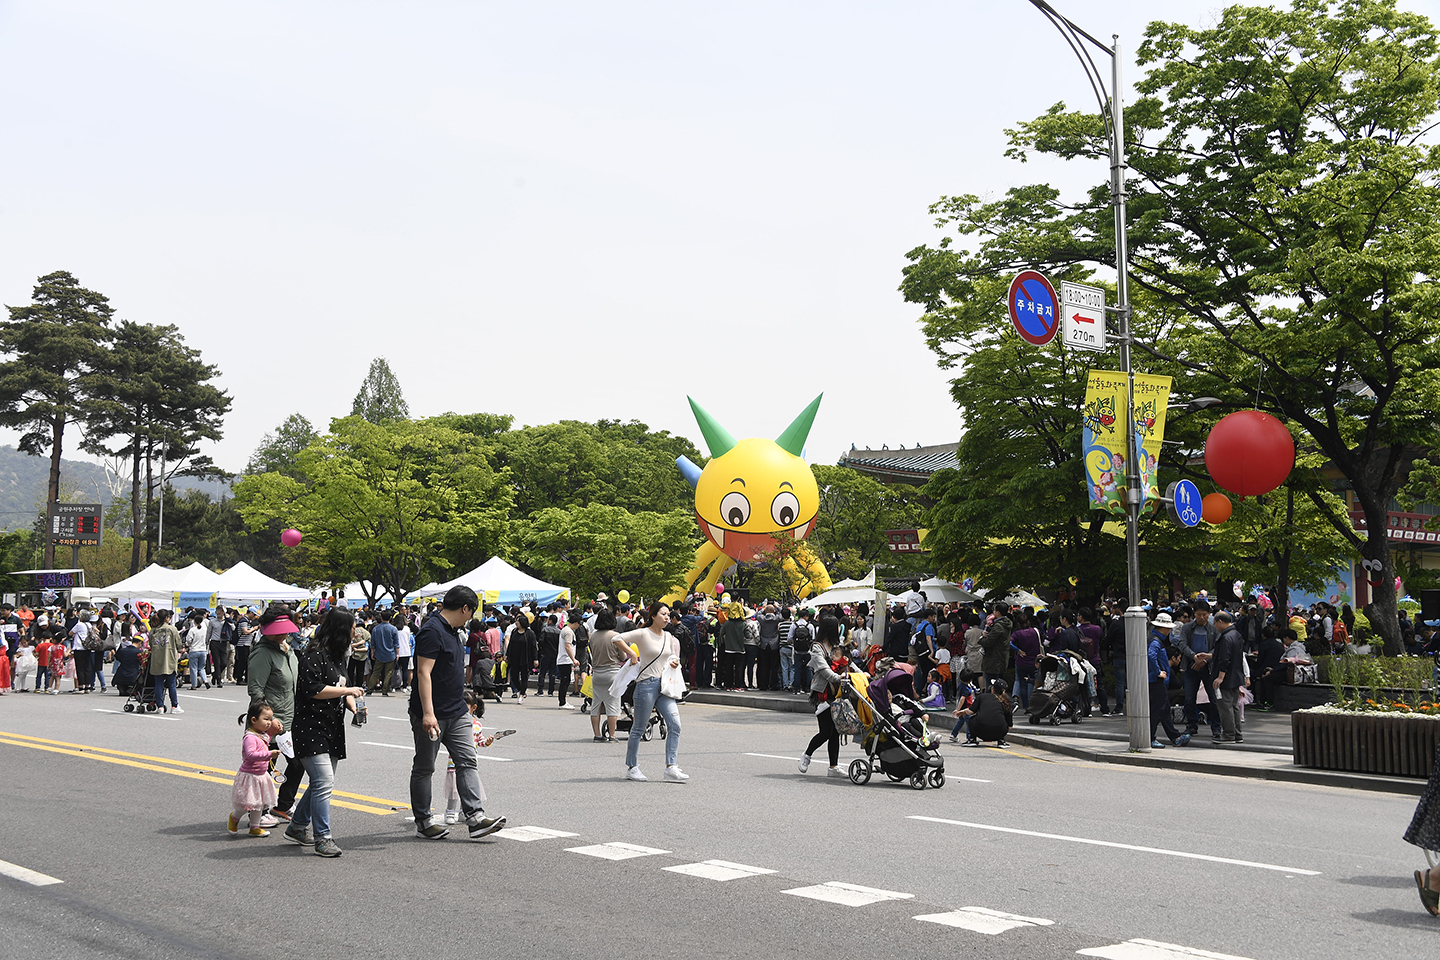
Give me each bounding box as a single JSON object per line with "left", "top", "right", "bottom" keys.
{"left": 1082, "top": 371, "right": 1171, "bottom": 515}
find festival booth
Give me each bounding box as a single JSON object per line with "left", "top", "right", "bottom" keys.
{"left": 917, "top": 576, "right": 982, "bottom": 604}
{"left": 96, "top": 561, "right": 224, "bottom": 612}
{"left": 214, "top": 561, "right": 312, "bottom": 609}
{"left": 804, "top": 568, "right": 890, "bottom": 609}
{"left": 418, "top": 557, "right": 570, "bottom": 607}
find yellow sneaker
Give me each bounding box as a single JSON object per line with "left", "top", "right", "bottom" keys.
{"left": 227, "top": 813, "right": 239, "bottom": 834}
{"left": 248, "top": 827, "right": 270, "bottom": 838}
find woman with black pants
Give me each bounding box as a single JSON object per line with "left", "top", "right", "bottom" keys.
{"left": 505, "top": 615, "right": 535, "bottom": 701}
{"left": 798, "top": 616, "right": 848, "bottom": 778}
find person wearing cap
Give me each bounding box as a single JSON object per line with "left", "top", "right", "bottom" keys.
{"left": 251, "top": 604, "right": 301, "bottom": 824}
{"left": 1147, "top": 613, "right": 1190, "bottom": 748}
{"left": 1210, "top": 611, "right": 1246, "bottom": 743}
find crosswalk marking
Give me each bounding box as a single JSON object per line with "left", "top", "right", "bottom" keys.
{"left": 0, "top": 859, "right": 63, "bottom": 886}
{"left": 496, "top": 825, "right": 581, "bottom": 842}
{"left": 663, "top": 859, "right": 777, "bottom": 881}
{"left": 783, "top": 881, "right": 914, "bottom": 907}
{"left": 914, "top": 906, "right": 1054, "bottom": 934}
{"left": 566, "top": 842, "right": 671, "bottom": 861}
{"left": 1077, "top": 939, "right": 1256, "bottom": 960}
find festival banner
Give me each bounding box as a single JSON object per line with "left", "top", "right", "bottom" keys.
{"left": 1133, "top": 373, "right": 1172, "bottom": 515}
{"left": 1083, "top": 370, "right": 1130, "bottom": 515}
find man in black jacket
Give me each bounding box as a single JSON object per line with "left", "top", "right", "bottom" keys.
{"left": 1210, "top": 610, "right": 1246, "bottom": 744}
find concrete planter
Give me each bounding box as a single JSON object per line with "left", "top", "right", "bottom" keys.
{"left": 1291, "top": 710, "right": 1440, "bottom": 778}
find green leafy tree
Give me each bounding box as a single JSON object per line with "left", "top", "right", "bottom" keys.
{"left": 0, "top": 271, "right": 114, "bottom": 566}
{"left": 519, "top": 503, "right": 696, "bottom": 602}
{"left": 810, "top": 464, "right": 924, "bottom": 574}
{"left": 84, "top": 321, "right": 231, "bottom": 573}
{"left": 902, "top": 0, "right": 1440, "bottom": 650}
{"left": 246, "top": 413, "right": 319, "bottom": 477}
{"left": 351, "top": 357, "right": 410, "bottom": 423}
{"left": 235, "top": 416, "right": 511, "bottom": 603}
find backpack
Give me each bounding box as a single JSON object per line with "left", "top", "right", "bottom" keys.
{"left": 831, "top": 697, "right": 862, "bottom": 736}
{"left": 791, "top": 622, "right": 813, "bottom": 654}
{"left": 81, "top": 623, "right": 102, "bottom": 651}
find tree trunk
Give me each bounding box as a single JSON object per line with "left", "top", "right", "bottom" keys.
{"left": 129, "top": 436, "right": 143, "bottom": 575}
{"left": 1360, "top": 500, "right": 1402, "bottom": 656}
{"left": 143, "top": 439, "right": 154, "bottom": 566}
{"left": 1274, "top": 486, "right": 1294, "bottom": 617}
{"left": 43, "top": 413, "right": 65, "bottom": 569}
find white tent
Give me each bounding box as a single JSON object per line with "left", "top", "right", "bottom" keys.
{"left": 418, "top": 557, "right": 569, "bottom": 606}
{"left": 215, "top": 561, "right": 312, "bottom": 607}
{"left": 804, "top": 568, "right": 890, "bottom": 609}
{"left": 97, "top": 561, "right": 223, "bottom": 611}
{"left": 918, "top": 576, "right": 982, "bottom": 604}
{"left": 91, "top": 563, "right": 176, "bottom": 600}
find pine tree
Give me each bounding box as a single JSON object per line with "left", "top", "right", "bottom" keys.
{"left": 350, "top": 358, "right": 410, "bottom": 423}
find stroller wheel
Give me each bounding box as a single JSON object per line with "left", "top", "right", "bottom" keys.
{"left": 848, "top": 759, "right": 871, "bottom": 785}
{"left": 123, "top": 702, "right": 134, "bottom": 713}
{"left": 1071, "top": 710, "right": 1082, "bottom": 723}
{"left": 910, "top": 772, "right": 927, "bottom": 791}
{"left": 928, "top": 769, "right": 946, "bottom": 789}
{"left": 146, "top": 702, "right": 157, "bottom": 713}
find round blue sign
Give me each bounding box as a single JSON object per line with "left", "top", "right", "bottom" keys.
{"left": 1167, "top": 480, "right": 1202, "bottom": 528}
{"left": 1007, "top": 270, "right": 1060, "bottom": 346}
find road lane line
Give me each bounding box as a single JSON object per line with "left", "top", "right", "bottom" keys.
{"left": 0, "top": 859, "right": 63, "bottom": 886}
{"left": 0, "top": 731, "right": 402, "bottom": 814}
{"left": 495, "top": 826, "right": 580, "bottom": 842}
{"left": 566, "top": 842, "right": 671, "bottom": 861}
{"left": 1077, "top": 938, "right": 1257, "bottom": 960}
{"left": 745, "top": 752, "right": 802, "bottom": 761}
{"left": 914, "top": 906, "right": 1054, "bottom": 934}
{"left": 92, "top": 708, "right": 178, "bottom": 721}
{"left": 783, "top": 882, "right": 913, "bottom": 906}
{"left": 907, "top": 817, "right": 1320, "bottom": 875}
{"left": 663, "top": 860, "right": 777, "bottom": 881}
{"left": 179, "top": 694, "right": 240, "bottom": 703}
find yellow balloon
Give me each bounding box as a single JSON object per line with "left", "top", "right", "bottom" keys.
{"left": 629, "top": 643, "right": 639, "bottom": 656}
{"left": 617, "top": 590, "right": 631, "bottom": 603}
{"left": 721, "top": 593, "right": 731, "bottom": 604}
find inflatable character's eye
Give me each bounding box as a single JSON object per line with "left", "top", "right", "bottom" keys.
{"left": 771, "top": 491, "right": 800, "bottom": 527}
{"left": 720, "top": 492, "right": 750, "bottom": 527}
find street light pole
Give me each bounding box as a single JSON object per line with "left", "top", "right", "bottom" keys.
{"left": 1024, "top": 1, "right": 1149, "bottom": 750}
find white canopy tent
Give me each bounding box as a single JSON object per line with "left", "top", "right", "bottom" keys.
{"left": 416, "top": 557, "right": 570, "bottom": 607}
{"left": 96, "top": 561, "right": 223, "bottom": 611}
{"left": 803, "top": 568, "right": 891, "bottom": 609}
{"left": 918, "top": 576, "right": 982, "bottom": 604}
{"left": 214, "top": 561, "right": 312, "bottom": 608}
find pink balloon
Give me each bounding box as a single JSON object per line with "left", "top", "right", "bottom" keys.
{"left": 714, "top": 582, "right": 725, "bottom": 595}
{"left": 281, "top": 528, "right": 303, "bottom": 547}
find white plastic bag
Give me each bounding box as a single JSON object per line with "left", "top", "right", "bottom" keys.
{"left": 609, "top": 660, "right": 640, "bottom": 701}
{"left": 660, "top": 662, "right": 687, "bottom": 700}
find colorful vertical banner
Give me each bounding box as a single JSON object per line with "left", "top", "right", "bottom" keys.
{"left": 1082, "top": 370, "right": 1172, "bottom": 515}
{"left": 1083, "top": 370, "right": 1130, "bottom": 516}
{"left": 1133, "top": 373, "right": 1172, "bottom": 515}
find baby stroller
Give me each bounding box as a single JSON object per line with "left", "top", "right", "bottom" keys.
{"left": 1029, "top": 651, "right": 1092, "bottom": 724}
{"left": 122, "top": 650, "right": 159, "bottom": 713}
{"left": 845, "top": 672, "right": 946, "bottom": 790}
{"left": 470, "top": 656, "right": 504, "bottom": 703}
{"left": 618, "top": 681, "right": 671, "bottom": 742}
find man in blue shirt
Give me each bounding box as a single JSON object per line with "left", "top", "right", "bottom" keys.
{"left": 367, "top": 610, "right": 400, "bottom": 696}
{"left": 1147, "top": 613, "right": 1190, "bottom": 749}
{"left": 410, "top": 586, "right": 505, "bottom": 841}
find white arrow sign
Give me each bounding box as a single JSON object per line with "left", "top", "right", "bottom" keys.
{"left": 1061, "top": 281, "right": 1106, "bottom": 352}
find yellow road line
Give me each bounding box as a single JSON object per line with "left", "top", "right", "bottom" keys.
{"left": 0, "top": 731, "right": 403, "bottom": 815}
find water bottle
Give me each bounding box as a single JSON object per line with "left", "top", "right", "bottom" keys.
{"left": 352, "top": 694, "right": 368, "bottom": 727}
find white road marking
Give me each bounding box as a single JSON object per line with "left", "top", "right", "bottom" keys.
{"left": 745, "top": 752, "right": 803, "bottom": 761}
{"left": 92, "top": 709, "right": 178, "bottom": 722}
{"left": 179, "top": 694, "right": 240, "bottom": 703}
{"left": 783, "top": 881, "right": 913, "bottom": 907}
{"left": 495, "top": 825, "right": 580, "bottom": 842}
{"left": 1077, "top": 938, "right": 1257, "bottom": 960}
{"left": 908, "top": 817, "right": 1320, "bottom": 876}
{"left": 0, "top": 859, "right": 63, "bottom": 886}
{"left": 943, "top": 775, "right": 993, "bottom": 783}
{"left": 914, "top": 906, "right": 1054, "bottom": 934}
{"left": 663, "top": 859, "right": 778, "bottom": 881}
{"left": 378, "top": 716, "right": 410, "bottom": 722}
{"left": 566, "top": 842, "right": 671, "bottom": 861}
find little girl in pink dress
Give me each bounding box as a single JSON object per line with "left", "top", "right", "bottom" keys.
{"left": 229, "top": 702, "right": 281, "bottom": 837}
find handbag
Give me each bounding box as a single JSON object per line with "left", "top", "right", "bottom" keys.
{"left": 660, "top": 661, "right": 687, "bottom": 700}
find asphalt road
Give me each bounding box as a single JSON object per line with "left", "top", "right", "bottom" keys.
{"left": 1, "top": 685, "right": 1436, "bottom": 960}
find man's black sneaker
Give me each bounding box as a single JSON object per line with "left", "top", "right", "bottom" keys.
{"left": 415, "top": 821, "right": 450, "bottom": 840}
{"left": 468, "top": 815, "right": 506, "bottom": 840}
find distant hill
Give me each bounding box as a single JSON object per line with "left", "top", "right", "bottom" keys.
{"left": 0, "top": 445, "right": 233, "bottom": 532}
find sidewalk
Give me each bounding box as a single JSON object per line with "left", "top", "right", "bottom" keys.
{"left": 685, "top": 687, "right": 1428, "bottom": 795}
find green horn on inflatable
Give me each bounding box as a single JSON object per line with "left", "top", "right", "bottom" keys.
{"left": 775, "top": 394, "right": 822, "bottom": 457}
{"left": 688, "top": 397, "right": 737, "bottom": 458}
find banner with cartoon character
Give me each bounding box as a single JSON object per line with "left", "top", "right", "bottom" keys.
{"left": 1083, "top": 371, "right": 1171, "bottom": 515}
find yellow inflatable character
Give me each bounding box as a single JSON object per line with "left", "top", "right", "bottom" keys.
{"left": 664, "top": 396, "right": 834, "bottom": 602}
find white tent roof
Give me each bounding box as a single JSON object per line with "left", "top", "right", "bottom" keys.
{"left": 918, "top": 576, "right": 982, "bottom": 604}
{"left": 215, "top": 561, "right": 312, "bottom": 605}
{"left": 803, "top": 568, "right": 890, "bottom": 609}
{"left": 420, "top": 557, "right": 569, "bottom": 605}
{"left": 93, "top": 563, "right": 176, "bottom": 594}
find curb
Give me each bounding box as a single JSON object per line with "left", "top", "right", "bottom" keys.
{"left": 1004, "top": 732, "right": 1426, "bottom": 795}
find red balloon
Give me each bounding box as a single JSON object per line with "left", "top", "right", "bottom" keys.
{"left": 1201, "top": 493, "right": 1233, "bottom": 524}
{"left": 281, "top": 528, "right": 303, "bottom": 547}
{"left": 1204, "top": 410, "right": 1294, "bottom": 497}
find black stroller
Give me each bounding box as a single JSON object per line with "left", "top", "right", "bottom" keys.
{"left": 846, "top": 671, "right": 946, "bottom": 789}
{"left": 1028, "top": 651, "right": 1091, "bottom": 724}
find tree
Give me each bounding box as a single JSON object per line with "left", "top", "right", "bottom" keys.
{"left": 246, "top": 413, "right": 319, "bottom": 477}
{"left": 84, "top": 321, "right": 231, "bottom": 574}
{"left": 0, "top": 271, "right": 114, "bottom": 566}
{"left": 809, "top": 464, "right": 924, "bottom": 574}
{"left": 235, "top": 416, "right": 511, "bottom": 604}
{"left": 901, "top": 0, "right": 1440, "bottom": 651}
{"left": 351, "top": 358, "right": 410, "bottom": 423}
{"left": 519, "top": 503, "right": 696, "bottom": 602}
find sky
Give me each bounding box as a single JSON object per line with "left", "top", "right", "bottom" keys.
{"left": 2, "top": 0, "right": 1437, "bottom": 476}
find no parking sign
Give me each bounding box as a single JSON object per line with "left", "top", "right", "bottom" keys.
{"left": 1007, "top": 270, "right": 1060, "bottom": 346}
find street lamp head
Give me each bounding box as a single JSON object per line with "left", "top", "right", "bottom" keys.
{"left": 1181, "top": 397, "right": 1223, "bottom": 413}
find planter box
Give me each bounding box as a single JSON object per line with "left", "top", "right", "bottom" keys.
{"left": 1292, "top": 710, "right": 1440, "bottom": 778}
